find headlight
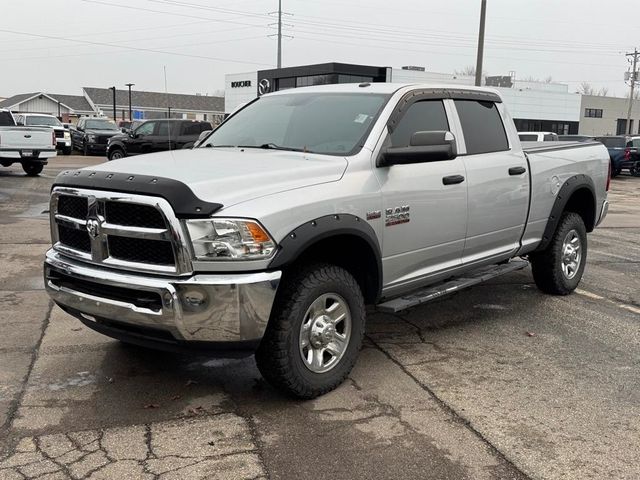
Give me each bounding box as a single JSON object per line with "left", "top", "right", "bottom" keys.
{"left": 64, "top": 131, "right": 70, "bottom": 139}
{"left": 87, "top": 134, "right": 96, "bottom": 142}
{"left": 185, "top": 218, "right": 276, "bottom": 261}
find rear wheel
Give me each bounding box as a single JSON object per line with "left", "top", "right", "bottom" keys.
{"left": 22, "top": 163, "right": 43, "bottom": 176}
{"left": 530, "top": 212, "right": 587, "bottom": 295}
{"left": 256, "top": 263, "right": 365, "bottom": 399}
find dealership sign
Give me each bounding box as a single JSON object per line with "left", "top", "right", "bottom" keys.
{"left": 231, "top": 80, "right": 252, "bottom": 88}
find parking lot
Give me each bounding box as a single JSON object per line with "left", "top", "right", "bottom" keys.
{"left": 0, "top": 155, "right": 638, "bottom": 479}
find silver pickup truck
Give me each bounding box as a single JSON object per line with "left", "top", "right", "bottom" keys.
{"left": 44, "top": 84, "right": 609, "bottom": 398}
{"left": 0, "top": 109, "right": 58, "bottom": 176}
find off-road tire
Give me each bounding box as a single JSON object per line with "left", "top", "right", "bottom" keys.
{"left": 255, "top": 263, "right": 365, "bottom": 399}
{"left": 22, "top": 163, "right": 43, "bottom": 176}
{"left": 530, "top": 212, "right": 587, "bottom": 295}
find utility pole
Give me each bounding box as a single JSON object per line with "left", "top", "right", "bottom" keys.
{"left": 277, "top": 0, "right": 282, "bottom": 68}
{"left": 475, "top": 0, "right": 487, "bottom": 87}
{"left": 125, "top": 83, "right": 135, "bottom": 121}
{"left": 625, "top": 49, "right": 639, "bottom": 135}
{"left": 109, "top": 86, "right": 116, "bottom": 121}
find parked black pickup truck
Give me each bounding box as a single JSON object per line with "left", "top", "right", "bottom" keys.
{"left": 71, "top": 117, "right": 121, "bottom": 156}
{"left": 106, "top": 119, "right": 213, "bottom": 160}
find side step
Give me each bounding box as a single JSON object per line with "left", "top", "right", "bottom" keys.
{"left": 376, "top": 260, "right": 529, "bottom": 313}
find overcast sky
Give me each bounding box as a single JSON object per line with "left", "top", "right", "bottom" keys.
{"left": 0, "top": 0, "right": 637, "bottom": 98}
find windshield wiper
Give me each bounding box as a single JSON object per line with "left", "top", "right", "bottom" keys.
{"left": 237, "top": 143, "right": 308, "bottom": 152}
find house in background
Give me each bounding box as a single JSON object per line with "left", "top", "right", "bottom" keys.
{"left": 0, "top": 92, "right": 93, "bottom": 122}
{"left": 82, "top": 87, "right": 225, "bottom": 125}
{"left": 0, "top": 88, "right": 225, "bottom": 126}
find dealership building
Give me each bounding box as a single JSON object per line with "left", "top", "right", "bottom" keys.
{"left": 225, "top": 62, "right": 639, "bottom": 136}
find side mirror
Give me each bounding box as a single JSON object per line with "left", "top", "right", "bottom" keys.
{"left": 379, "top": 131, "right": 457, "bottom": 167}
{"left": 194, "top": 130, "right": 212, "bottom": 148}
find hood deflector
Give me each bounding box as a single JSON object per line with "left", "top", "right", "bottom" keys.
{"left": 53, "top": 169, "right": 223, "bottom": 218}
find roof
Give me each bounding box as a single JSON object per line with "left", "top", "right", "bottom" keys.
{"left": 83, "top": 87, "right": 224, "bottom": 113}
{"left": 266, "top": 82, "right": 502, "bottom": 97}
{"left": 0, "top": 92, "right": 93, "bottom": 113}
{"left": 0, "top": 92, "right": 40, "bottom": 109}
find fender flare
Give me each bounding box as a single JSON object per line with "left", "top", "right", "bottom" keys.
{"left": 535, "top": 174, "right": 596, "bottom": 252}
{"left": 268, "top": 214, "right": 383, "bottom": 299}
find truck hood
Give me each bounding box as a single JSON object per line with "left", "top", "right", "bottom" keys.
{"left": 89, "top": 148, "right": 348, "bottom": 207}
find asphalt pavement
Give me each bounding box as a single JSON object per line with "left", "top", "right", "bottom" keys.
{"left": 0, "top": 154, "right": 638, "bottom": 479}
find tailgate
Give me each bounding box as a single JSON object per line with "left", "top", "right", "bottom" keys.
{"left": 0, "top": 127, "right": 54, "bottom": 150}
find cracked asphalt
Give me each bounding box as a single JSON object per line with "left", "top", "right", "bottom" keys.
{"left": 0, "top": 156, "right": 638, "bottom": 479}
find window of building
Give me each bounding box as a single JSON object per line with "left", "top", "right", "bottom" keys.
{"left": 390, "top": 100, "right": 449, "bottom": 148}
{"left": 585, "top": 108, "right": 603, "bottom": 118}
{"left": 278, "top": 77, "right": 296, "bottom": 90}
{"left": 337, "top": 74, "right": 374, "bottom": 84}
{"left": 295, "top": 74, "right": 335, "bottom": 87}
{"left": 454, "top": 100, "right": 509, "bottom": 154}
{"left": 616, "top": 118, "right": 634, "bottom": 135}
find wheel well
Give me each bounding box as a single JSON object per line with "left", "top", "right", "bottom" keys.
{"left": 292, "top": 234, "right": 380, "bottom": 304}
{"left": 564, "top": 187, "right": 595, "bottom": 232}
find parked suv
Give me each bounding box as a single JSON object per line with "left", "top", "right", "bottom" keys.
{"left": 15, "top": 113, "right": 72, "bottom": 155}
{"left": 70, "top": 117, "right": 120, "bottom": 156}
{"left": 106, "top": 119, "right": 213, "bottom": 160}
{"left": 594, "top": 135, "right": 640, "bottom": 177}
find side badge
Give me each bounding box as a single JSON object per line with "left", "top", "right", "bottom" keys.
{"left": 385, "top": 205, "right": 410, "bottom": 227}
{"left": 366, "top": 210, "right": 381, "bottom": 220}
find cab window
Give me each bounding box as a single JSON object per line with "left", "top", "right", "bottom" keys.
{"left": 390, "top": 100, "right": 449, "bottom": 148}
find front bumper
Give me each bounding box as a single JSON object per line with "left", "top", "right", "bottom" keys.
{"left": 44, "top": 249, "right": 281, "bottom": 353}
{"left": 56, "top": 139, "right": 71, "bottom": 149}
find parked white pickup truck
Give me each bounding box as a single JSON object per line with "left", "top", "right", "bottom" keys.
{"left": 44, "top": 84, "right": 609, "bottom": 398}
{"left": 0, "top": 108, "right": 57, "bottom": 175}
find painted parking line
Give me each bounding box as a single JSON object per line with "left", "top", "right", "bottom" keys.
{"left": 575, "top": 288, "right": 640, "bottom": 315}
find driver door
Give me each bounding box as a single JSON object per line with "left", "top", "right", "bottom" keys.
{"left": 128, "top": 121, "right": 156, "bottom": 156}
{"left": 374, "top": 98, "right": 468, "bottom": 294}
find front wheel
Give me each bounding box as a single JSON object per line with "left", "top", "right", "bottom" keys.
{"left": 108, "top": 148, "right": 125, "bottom": 161}
{"left": 256, "top": 263, "right": 365, "bottom": 399}
{"left": 22, "top": 163, "right": 44, "bottom": 176}
{"left": 530, "top": 212, "right": 587, "bottom": 295}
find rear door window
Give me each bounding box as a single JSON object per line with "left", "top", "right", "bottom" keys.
{"left": 455, "top": 100, "right": 509, "bottom": 154}
{"left": 182, "top": 122, "right": 202, "bottom": 136}
{"left": 390, "top": 100, "right": 449, "bottom": 147}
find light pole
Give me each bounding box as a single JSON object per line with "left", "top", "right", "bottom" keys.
{"left": 125, "top": 83, "right": 135, "bottom": 121}
{"left": 475, "top": 0, "right": 487, "bottom": 87}
{"left": 108, "top": 86, "right": 116, "bottom": 121}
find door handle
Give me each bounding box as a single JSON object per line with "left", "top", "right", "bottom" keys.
{"left": 442, "top": 175, "right": 465, "bottom": 185}
{"left": 509, "top": 166, "right": 526, "bottom": 175}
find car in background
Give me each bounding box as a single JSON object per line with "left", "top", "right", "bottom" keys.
{"left": 0, "top": 109, "right": 57, "bottom": 176}
{"left": 518, "top": 131, "right": 559, "bottom": 142}
{"left": 558, "top": 134, "right": 595, "bottom": 142}
{"left": 106, "top": 119, "right": 213, "bottom": 160}
{"left": 593, "top": 135, "right": 640, "bottom": 177}
{"left": 15, "top": 113, "right": 72, "bottom": 155}
{"left": 70, "top": 117, "right": 120, "bottom": 156}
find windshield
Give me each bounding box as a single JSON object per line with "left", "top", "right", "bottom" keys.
{"left": 26, "top": 115, "right": 61, "bottom": 127}
{"left": 201, "top": 92, "right": 390, "bottom": 155}
{"left": 85, "top": 119, "right": 118, "bottom": 130}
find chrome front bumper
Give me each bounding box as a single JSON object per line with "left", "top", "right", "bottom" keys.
{"left": 44, "top": 249, "right": 281, "bottom": 345}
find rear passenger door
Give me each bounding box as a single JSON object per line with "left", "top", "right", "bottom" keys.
{"left": 454, "top": 99, "right": 529, "bottom": 263}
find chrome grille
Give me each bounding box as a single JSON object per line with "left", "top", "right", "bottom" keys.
{"left": 50, "top": 188, "right": 192, "bottom": 275}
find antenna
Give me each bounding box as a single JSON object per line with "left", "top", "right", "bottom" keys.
{"left": 164, "top": 66, "right": 172, "bottom": 151}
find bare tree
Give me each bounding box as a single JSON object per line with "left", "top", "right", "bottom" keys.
{"left": 454, "top": 66, "right": 476, "bottom": 76}
{"left": 577, "top": 82, "right": 609, "bottom": 96}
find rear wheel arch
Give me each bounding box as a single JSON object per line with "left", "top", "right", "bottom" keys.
{"left": 269, "top": 214, "right": 382, "bottom": 304}
{"left": 536, "top": 175, "right": 596, "bottom": 252}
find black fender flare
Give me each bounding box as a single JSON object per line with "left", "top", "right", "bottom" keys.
{"left": 108, "top": 140, "right": 127, "bottom": 156}
{"left": 268, "top": 214, "right": 383, "bottom": 300}
{"left": 535, "top": 174, "right": 596, "bottom": 252}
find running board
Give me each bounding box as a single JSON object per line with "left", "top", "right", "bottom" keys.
{"left": 376, "top": 260, "right": 529, "bottom": 313}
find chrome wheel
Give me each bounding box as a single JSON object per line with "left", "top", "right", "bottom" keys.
{"left": 299, "top": 293, "right": 351, "bottom": 374}
{"left": 561, "top": 229, "right": 582, "bottom": 280}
